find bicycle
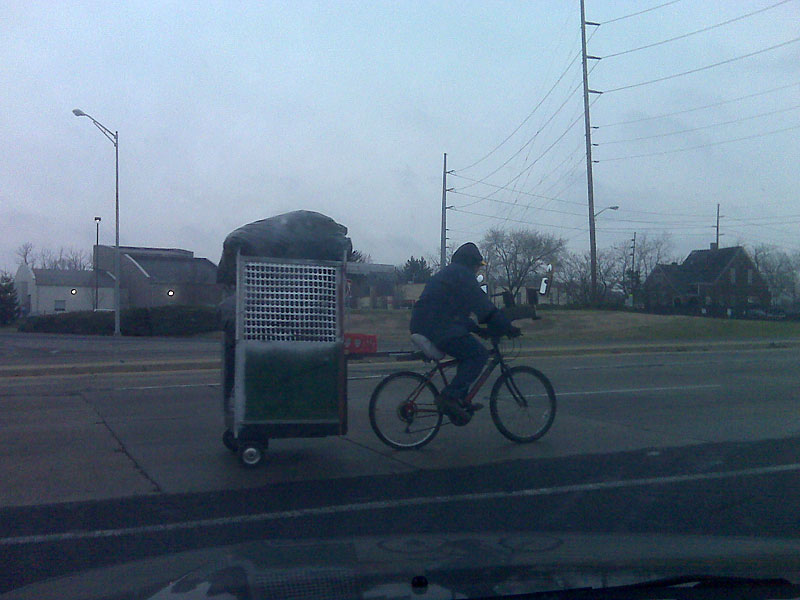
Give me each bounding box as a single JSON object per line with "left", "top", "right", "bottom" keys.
{"left": 368, "top": 330, "right": 557, "bottom": 450}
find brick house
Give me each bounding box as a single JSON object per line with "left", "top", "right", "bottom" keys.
{"left": 643, "top": 244, "right": 770, "bottom": 316}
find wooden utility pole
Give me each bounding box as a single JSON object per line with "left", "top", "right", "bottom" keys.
{"left": 580, "top": 0, "right": 601, "bottom": 303}
{"left": 440, "top": 153, "right": 448, "bottom": 270}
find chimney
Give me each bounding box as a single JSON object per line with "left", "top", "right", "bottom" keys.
{"left": 710, "top": 242, "right": 718, "bottom": 251}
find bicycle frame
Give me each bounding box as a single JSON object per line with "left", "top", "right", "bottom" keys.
{"left": 419, "top": 338, "right": 509, "bottom": 405}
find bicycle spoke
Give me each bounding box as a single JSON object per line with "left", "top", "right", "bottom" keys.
{"left": 369, "top": 372, "right": 443, "bottom": 449}
{"left": 490, "top": 366, "right": 556, "bottom": 443}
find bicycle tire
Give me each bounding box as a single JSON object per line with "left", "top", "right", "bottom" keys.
{"left": 490, "top": 366, "right": 556, "bottom": 443}
{"left": 369, "top": 371, "right": 443, "bottom": 450}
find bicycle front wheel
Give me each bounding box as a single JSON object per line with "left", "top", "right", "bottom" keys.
{"left": 490, "top": 366, "right": 556, "bottom": 443}
{"left": 369, "top": 371, "right": 443, "bottom": 450}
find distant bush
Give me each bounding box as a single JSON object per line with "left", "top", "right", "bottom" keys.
{"left": 18, "top": 305, "right": 218, "bottom": 336}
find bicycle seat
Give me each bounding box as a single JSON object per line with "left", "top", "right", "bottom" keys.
{"left": 410, "top": 334, "right": 446, "bottom": 361}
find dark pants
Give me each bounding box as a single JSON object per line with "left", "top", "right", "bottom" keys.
{"left": 438, "top": 335, "right": 489, "bottom": 400}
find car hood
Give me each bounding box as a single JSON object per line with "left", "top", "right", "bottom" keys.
{"left": 8, "top": 532, "right": 800, "bottom": 600}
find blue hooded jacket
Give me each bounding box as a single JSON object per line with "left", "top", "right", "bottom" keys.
{"left": 409, "top": 244, "right": 512, "bottom": 345}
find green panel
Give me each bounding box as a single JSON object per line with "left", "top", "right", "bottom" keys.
{"left": 243, "top": 341, "right": 342, "bottom": 422}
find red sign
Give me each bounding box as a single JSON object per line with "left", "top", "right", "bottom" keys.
{"left": 344, "top": 333, "right": 378, "bottom": 354}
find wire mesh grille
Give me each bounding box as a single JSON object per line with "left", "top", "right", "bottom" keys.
{"left": 241, "top": 261, "right": 339, "bottom": 342}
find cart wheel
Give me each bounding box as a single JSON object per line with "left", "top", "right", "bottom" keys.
{"left": 238, "top": 441, "right": 267, "bottom": 468}
{"left": 222, "top": 430, "right": 238, "bottom": 453}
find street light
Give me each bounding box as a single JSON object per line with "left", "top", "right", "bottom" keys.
{"left": 589, "top": 205, "right": 619, "bottom": 305}
{"left": 594, "top": 205, "right": 619, "bottom": 218}
{"left": 94, "top": 217, "right": 101, "bottom": 310}
{"left": 74, "top": 109, "right": 120, "bottom": 335}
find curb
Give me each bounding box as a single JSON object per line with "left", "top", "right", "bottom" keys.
{"left": 2, "top": 339, "right": 798, "bottom": 378}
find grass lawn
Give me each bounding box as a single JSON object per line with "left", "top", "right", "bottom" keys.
{"left": 345, "top": 308, "right": 800, "bottom": 347}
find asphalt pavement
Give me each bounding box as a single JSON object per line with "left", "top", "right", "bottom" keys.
{"left": 2, "top": 335, "right": 800, "bottom": 595}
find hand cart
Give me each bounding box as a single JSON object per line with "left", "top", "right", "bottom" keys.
{"left": 222, "top": 253, "right": 347, "bottom": 467}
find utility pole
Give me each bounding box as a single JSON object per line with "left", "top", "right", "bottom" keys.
{"left": 630, "top": 232, "right": 637, "bottom": 305}
{"left": 580, "top": 0, "right": 601, "bottom": 304}
{"left": 440, "top": 153, "right": 448, "bottom": 270}
{"left": 715, "top": 203, "right": 720, "bottom": 248}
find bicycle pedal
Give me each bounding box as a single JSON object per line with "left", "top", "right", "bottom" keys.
{"left": 465, "top": 402, "right": 484, "bottom": 413}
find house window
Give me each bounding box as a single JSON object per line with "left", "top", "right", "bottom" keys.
{"left": 747, "top": 270, "right": 753, "bottom": 285}
{"left": 729, "top": 268, "right": 736, "bottom": 284}
{"left": 54, "top": 300, "right": 66, "bottom": 312}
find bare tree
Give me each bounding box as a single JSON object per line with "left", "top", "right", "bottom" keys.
{"left": 751, "top": 244, "right": 799, "bottom": 308}
{"left": 608, "top": 232, "right": 676, "bottom": 302}
{"left": 424, "top": 247, "right": 454, "bottom": 272}
{"left": 561, "top": 249, "right": 619, "bottom": 307}
{"left": 480, "top": 228, "right": 565, "bottom": 304}
{"left": 16, "top": 242, "right": 34, "bottom": 266}
{"left": 33, "top": 246, "right": 92, "bottom": 270}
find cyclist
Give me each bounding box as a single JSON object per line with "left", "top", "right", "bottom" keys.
{"left": 410, "top": 242, "right": 521, "bottom": 425}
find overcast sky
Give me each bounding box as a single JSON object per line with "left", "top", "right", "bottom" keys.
{"left": 2, "top": 1, "right": 798, "bottom": 272}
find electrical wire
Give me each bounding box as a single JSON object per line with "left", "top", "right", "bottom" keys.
{"left": 456, "top": 50, "right": 582, "bottom": 173}
{"left": 603, "top": 36, "right": 800, "bottom": 94}
{"left": 602, "top": 0, "right": 793, "bottom": 59}
{"left": 449, "top": 207, "right": 586, "bottom": 231}
{"left": 599, "top": 82, "right": 800, "bottom": 127}
{"left": 601, "top": 0, "right": 683, "bottom": 25}
{"left": 599, "top": 124, "right": 800, "bottom": 161}
{"left": 450, "top": 190, "right": 587, "bottom": 218}
{"left": 450, "top": 173, "right": 587, "bottom": 207}
{"left": 600, "top": 104, "right": 800, "bottom": 144}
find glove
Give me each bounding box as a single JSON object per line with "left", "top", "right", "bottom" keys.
{"left": 507, "top": 326, "right": 522, "bottom": 338}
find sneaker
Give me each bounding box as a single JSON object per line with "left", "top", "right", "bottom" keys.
{"left": 435, "top": 393, "right": 470, "bottom": 425}
{"left": 464, "top": 401, "right": 484, "bottom": 413}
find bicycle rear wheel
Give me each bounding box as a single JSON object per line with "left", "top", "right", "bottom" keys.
{"left": 369, "top": 371, "right": 443, "bottom": 450}
{"left": 490, "top": 366, "right": 556, "bottom": 443}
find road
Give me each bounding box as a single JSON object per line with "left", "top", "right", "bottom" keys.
{"left": 2, "top": 344, "right": 800, "bottom": 594}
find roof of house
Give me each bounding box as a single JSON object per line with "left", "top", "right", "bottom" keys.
{"left": 648, "top": 246, "right": 746, "bottom": 294}
{"left": 680, "top": 246, "right": 741, "bottom": 284}
{"left": 116, "top": 246, "right": 194, "bottom": 259}
{"left": 33, "top": 269, "right": 116, "bottom": 287}
{"left": 129, "top": 255, "right": 218, "bottom": 284}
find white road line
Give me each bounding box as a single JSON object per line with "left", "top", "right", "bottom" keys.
{"left": 119, "top": 376, "right": 384, "bottom": 390}
{"left": 117, "top": 383, "right": 220, "bottom": 390}
{"left": 557, "top": 383, "right": 721, "bottom": 397}
{"left": 3, "top": 462, "right": 798, "bottom": 547}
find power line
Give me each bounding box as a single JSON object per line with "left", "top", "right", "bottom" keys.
{"left": 450, "top": 173, "right": 586, "bottom": 206}
{"left": 600, "top": 104, "right": 800, "bottom": 145}
{"left": 456, "top": 79, "right": 585, "bottom": 193}
{"left": 450, "top": 190, "right": 587, "bottom": 218}
{"left": 599, "top": 82, "right": 800, "bottom": 127}
{"left": 602, "top": 0, "right": 793, "bottom": 59}
{"left": 603, "top": 36, "right": 800, "bottom": 94}
{"left": 456, "top": 50, "right": 582, "bottom": 173}
{"left": 449, "top": 207, "right": 586, "bottom": 231}
{"left": 599, "top": 124, "right": 800, "bottom": 161}
{"left": 601, "top": 0, "right": 683, "bottom": 25}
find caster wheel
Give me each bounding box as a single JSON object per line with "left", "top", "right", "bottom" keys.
{"left": 222, "top": 430, "right": 238, "bottom": 452}
{"left": 238, "top": 441, "right": 267, "bottom": 468}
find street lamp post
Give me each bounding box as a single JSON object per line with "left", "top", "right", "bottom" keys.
{"left": 94, "top": 216, "right": 101, "bottom": 310}
{"left": 73, "top": 109, "right": 121, "bottom": 336}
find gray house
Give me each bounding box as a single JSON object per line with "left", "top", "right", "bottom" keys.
{"left": 95, "top": 246, "right": 223, "bottom": 308}
{"left": 14, "top": 264, "right": 118, "bottom": 316}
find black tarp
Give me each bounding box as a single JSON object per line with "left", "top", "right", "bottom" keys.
{"left": 216, "top": 210, "right": 352, "bottom": 285}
